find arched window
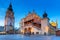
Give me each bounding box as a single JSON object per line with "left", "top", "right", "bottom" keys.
{"left": 24, "top": 28, "right": 27, "bottom": 32}
{"left": 28, "top": 27, "right": 31, "bottom": 31}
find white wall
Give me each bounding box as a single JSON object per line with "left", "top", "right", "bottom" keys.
{"left": 41, "top": 18, "right": 49, "bottom": 35}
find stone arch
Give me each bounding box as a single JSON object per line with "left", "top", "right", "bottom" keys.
{"left": 28, "top": 27, "right": 31, "bottom": 35}
{"left": 24, "top": 28, "right": 27, "bottom": 33}
{"left": 44, "top": 32, "right": 46, "bottom": 35}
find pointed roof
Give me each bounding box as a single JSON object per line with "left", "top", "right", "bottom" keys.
{"left": 32, "top": 9, "right": 36, "bottom": 14}
{"left": 8, "top": 3, "right": 13, "bottom": 11}
{"left": 43, "top": 11, "right": 48, "bottom": 18}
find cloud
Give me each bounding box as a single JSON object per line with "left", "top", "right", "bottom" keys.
{"left": 0, "top": 20, "right": 4, "bottom": 26}
{"left": 0, "top": 8, "right": 5, "bottom": 26}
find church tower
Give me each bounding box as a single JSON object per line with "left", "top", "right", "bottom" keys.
{"left": 41, "top": 11, "right": 49, "bottom": 35}
{"left": 4, "top": 3, "right": 15, "bottom": 33}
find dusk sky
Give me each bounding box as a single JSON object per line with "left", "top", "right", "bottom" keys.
{"left": 0, "top": 0, "right": 60, "bottom": 29}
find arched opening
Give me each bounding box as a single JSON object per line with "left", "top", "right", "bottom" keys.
{"left": 44, "top": 32, "right": 46, "bottom": 35}
{"left": 28, "top": 27, "right": 31, "bottom": 35}
{"left": 24, "top": 28, "right": 27, "bottom": 34}
{"left": 32, "top": 32, "right": 34, "bottom": 35}
{"left": 36, "top": 32, "right": 39, "bottom": 34}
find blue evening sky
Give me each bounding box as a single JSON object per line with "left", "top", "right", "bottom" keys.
{"left": 0, "top": 0, "right": 60, "bottom": 29}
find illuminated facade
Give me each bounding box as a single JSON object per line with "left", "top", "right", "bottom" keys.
{"left": 4, "top": 3, "right": 15, "bottom": 33}
{"left": 20, "top": 11, "right": 57, "bottom": 35}
{"left": 20, "top": 11, "right": 41, "bottom": 34}
{"left": 49, "top": 21, "right": 58, "bottom": 35}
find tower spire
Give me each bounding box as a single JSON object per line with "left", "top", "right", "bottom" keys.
{"left": 8, "top": 2, "right": 13, "bottom": 11}
{"left": 43, "top": 11, "right": 48, "bottom": 18}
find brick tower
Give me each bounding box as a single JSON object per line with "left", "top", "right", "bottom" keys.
{"left": 4, "top": 3, "right": 15, "bottom": 34}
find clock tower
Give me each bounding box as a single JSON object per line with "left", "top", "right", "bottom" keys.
{"left": 4, "top": 3, "right": 15, "bottom": 33}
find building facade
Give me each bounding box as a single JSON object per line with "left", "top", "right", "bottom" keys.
{"left": 20, "top": 11, "right": 57, "bottom": 35}
{"left": 49, "top": 21, "right": 58, "bottom": 35}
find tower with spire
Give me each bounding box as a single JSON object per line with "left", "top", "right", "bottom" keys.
{"left": 41, "top": 11, "right": 50, "bottom": 35}
{"left": 4, "top": 3, "right": 15, "bottom": 33}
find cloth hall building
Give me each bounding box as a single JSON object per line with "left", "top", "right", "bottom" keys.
{"left": 20, "top": 11, "right": 57, "bottom": 35}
